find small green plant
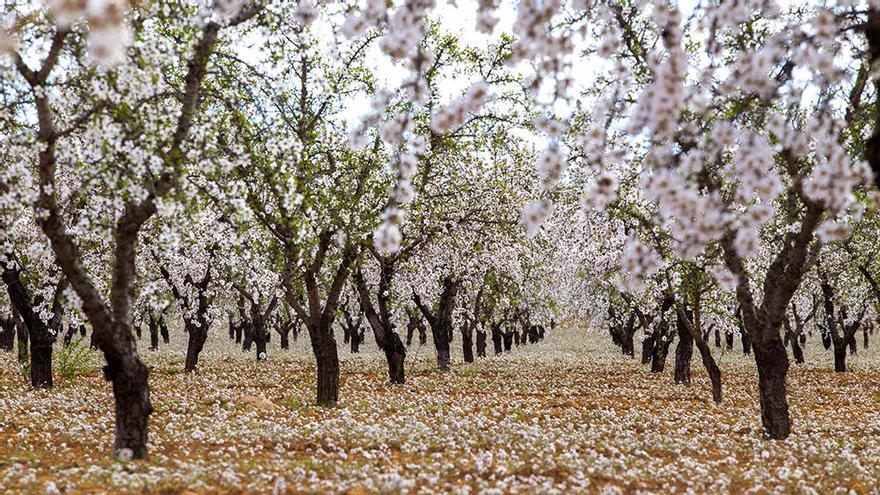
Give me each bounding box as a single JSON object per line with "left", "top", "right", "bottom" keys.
{"left": 19, "top": 359, "right": 31, "bottom": 383}
{"left": 57, "top": 337, "right": 96, "bottom": 383}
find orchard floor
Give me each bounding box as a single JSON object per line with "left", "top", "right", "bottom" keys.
{"left": 2, "top": 327, "right": 880, "bottom": 494}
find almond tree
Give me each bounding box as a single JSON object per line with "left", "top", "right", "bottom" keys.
{"left": 1, "top": 1, "right": 262, "bottom": 458}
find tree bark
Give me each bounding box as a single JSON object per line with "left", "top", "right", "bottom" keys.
{"left": 641, "top": 330, "right": 655, "bottom": 364}
{"left": 159, "top": 317, "right": 169, "bottom": 344}
{"left": 0, "top": 318, "right": 14, "bottom": 351}
{"left": 103, "top": 328, "right": 152, "bottom": 459}
{"left": 741, "top": 331, "right": 752, "bottom": 355}
{"left": 753, "top": 339, "right": 791, "bottom": 439}
{"left": 148, "top": 315, "right": 159, "bottom": 351}
{"left": 673, "top": 309, "right": 693, "bottom": 385}
{"left": 476, "top": 329, "right": 487, "bottom": 357}
{"left": 491, "top": 323, "right": 503, "bottom": 355}
{"left": 413, "top": 276, "right": 459, "bottom": 372}
{"left": 184, "top": 323, "right": 208, "bottom": 372}
{"left": 314, "top": 332, "right": 340, "bottom": 406}
{"left": 461, "top": 325, "right": 474, "bottom": 363}
{"left": 16, "top": 319, "right": 28, "bottom": 363}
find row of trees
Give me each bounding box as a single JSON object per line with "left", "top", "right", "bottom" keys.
{"left": 0, "top": 0, "right": 563, "bottom": 460}
{"left": 3, "top": 0, "right": 880, "bottom": 459}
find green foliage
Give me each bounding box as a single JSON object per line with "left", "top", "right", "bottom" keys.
{"left": 57, "top": 337, "right": 97, "bottom": 383}
{"left": 18, "top": 359, "right": 30, "bottom": 384}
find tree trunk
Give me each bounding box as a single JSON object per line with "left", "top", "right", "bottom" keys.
{"left": 350, "top": 329, "right": 362, "bottom": 354}
{"left": 621, "top": 322, "right": 636, "bottom": 358}
{"left": 434, "top": 323, "right": 451, "bottom": 370}
{"left": 641, "top": 330, "right": 655, "bottom": 364}
{"left": 476, "top": 329, "right": 487, "bottom": 357}
{"left": 104, "top": 336, "right": 152, "bottom": 459}
{"left": 864, "top": 326, "right": 869, "bottom": 349}
{"left": 242, "top": 324, "right": 254, "bottom": 351}
{"left": 30, "top": 341, "right": 53, "bottom": 388}
{"left": 384, "top": 332, "right": 406, "bottom": 384}
{"left": 674, "top": 311, "right": 693, "bottom": 385}
{"left": 63, "top": 323, "right": 78, "bottom": 346}
{"left": 791, "top": 336, "right": 805, "bottom": 365}
{"left": 184, "top": 323, "right": 208, "bottom": 373}
{"left": 406, "top": 323, "right": 415, "bottom": 346}
{"left": 848, "top": 332, "right": 857, "bottom": 355}
{"left": 462, "top": 326, "right": 474, "bottom": 363}
{"left": 0, "top": 318, "right": 14, "bottom": 351}
{"left": 148, "top": 317, "right": 159, "bottom": 351}
{"left": 714, "top": 326, "right": 721, "bottom": 348}
{"left": 833, "top": 340, "right": 847, "bottom": 372}
{"left": 17, "top": 321, "right": 28, "bottom": 363}
{"left": 741, "top": 331, "right": 752, "bottom": 355}
{"left": 254, "top": 328, "right": 267, "bottom": 361}
{"left": 650, "top": 340, "right": 671, "bottom": 373}
{"left": 314, "top": 334, "right": 340, "bottom": 406}
{"left": 695, "top": 337, "right": 722, "bottom": 403}
{"left": 502, "top": 331, "right": 513, "bottom": 352}
{"left": 725, "top": 330, "right": 733, "bottom": 351}
{"left": 753, "top": 339, "right": 791, "bottom": 439}
{"left": 279, "top": 328, "right": 290, "bottom": 349}
{"left": 159, "top": 318, "right": 169, "bottom": 344}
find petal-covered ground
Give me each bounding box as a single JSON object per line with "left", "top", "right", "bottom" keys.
{"left": 1, "top": 327, "right": 880, "bottom": 494}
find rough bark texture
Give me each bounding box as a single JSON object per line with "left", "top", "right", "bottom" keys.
{"left": 3, "top": 264, "right": 67, "bottom": 388}
{"left": 414, "top": 276, "right": 460, "bottom": 372}
{"left": 354, "top": 264, "right": 406, "bottom": 384}
{"left": 282, "top": 231, "right": 357, "bottom": 406}
{"left": 158, "top": 248, "right": 215, "bottom": 373}
{"left": 721, "top": 198, "right": 823, "bottom": 440}
{"left": 753, "top": 339, "right": 791, "bottom": 439}
{"left": 673, "top": 309, "right": 693, "bottom": 385}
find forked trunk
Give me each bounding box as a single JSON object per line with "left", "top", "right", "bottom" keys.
{"left": 650, "top": 335, "right": 672, "bottom": 373}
